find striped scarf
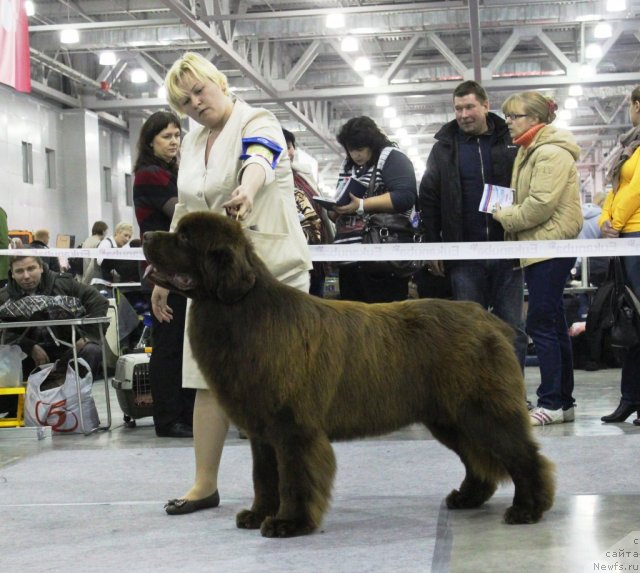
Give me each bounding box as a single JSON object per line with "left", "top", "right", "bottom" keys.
{"left": 605, "top": 124, "right": 640, "bottom": 192}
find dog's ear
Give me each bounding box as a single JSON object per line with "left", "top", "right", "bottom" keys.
{"left": 202, "top": 244, "right": 256, "bottom": 303}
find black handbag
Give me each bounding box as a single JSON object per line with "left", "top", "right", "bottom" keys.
{"left": 586, "top": 257, "right": 640, "bottom": 359}
{"left": 360, "top": 212, "right": 422, "bottom": 278}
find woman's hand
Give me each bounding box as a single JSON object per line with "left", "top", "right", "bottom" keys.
{"left": 601, "top": 219, "right": 620, "bottom": 239}
{"left": 491, "top": 203, "right": 503, "bottom": 222}
{"left": 334, "top": 193, "right": 360, "bottom": 216}
{"left": 151, "top": 285, "right": 173, "bottom": 323}
{"left": 30, "top": 344, "right": 49, "bottom": 366}
{"left": 223, "top": 184, "right": 254, "bottom": 220}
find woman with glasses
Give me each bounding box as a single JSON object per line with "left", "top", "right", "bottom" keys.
{"left": 492, "top": 92, "right": 583, "bottom": 426}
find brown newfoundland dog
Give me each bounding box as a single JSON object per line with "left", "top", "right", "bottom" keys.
{"left": 143, "top": 212, "right": 554, "bottom": 538}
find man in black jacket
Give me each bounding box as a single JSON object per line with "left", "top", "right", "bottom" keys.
{"left": 418, "top": 80, "right": 527, "bottom": 370}
{"left": 0, "top": 255, "right": 108, "bottom": 379}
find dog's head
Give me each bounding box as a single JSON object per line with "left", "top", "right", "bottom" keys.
{"left": 143, "top": 212, "right": 257, "bottom": 303}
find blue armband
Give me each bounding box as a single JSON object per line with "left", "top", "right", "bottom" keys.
{"left": 239, "top": 137, "right": 283, "bottom": 170}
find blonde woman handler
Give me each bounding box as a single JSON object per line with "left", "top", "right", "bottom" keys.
{"left": 493, "top": 92, "right": 583, "bottom": 426}
{"left": 155, "top": 52, "right": 311, "bottom": 514}
{"left": 599, "top": 86, "right": 640, "bottom": 425}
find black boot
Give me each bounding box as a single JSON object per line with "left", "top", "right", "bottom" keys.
{"left": 601, "top": 401, "right": 640, "bottom": 423}
{"left": 633, "top": 418, "right": 640, "bottom": 427}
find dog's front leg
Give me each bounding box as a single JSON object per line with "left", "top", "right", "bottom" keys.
{"left": 236, "top": 438, "right": 280, "bottom": 530}
{"left": 260, "top": 429, "right": 336, "bottom": 538}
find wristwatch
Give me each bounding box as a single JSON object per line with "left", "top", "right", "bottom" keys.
{"left": 356, "top": 198, "right": 365, "bottom": 216}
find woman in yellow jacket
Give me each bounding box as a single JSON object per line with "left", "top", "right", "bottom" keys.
{"left": 599, "top": 86, "right": 640, "bottom": 424}
{"left": 493, "top": 91, "right": 583, "bottom": 426}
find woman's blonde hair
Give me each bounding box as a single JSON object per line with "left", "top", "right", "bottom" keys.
{"left": 114, "top": 222, "right": 133, "bottom": 235}
{"left": 165, "top": 52, "right": 230, "bottom": 115}
{"left": 502, "top": 91, "right": 558, "bottom": 124}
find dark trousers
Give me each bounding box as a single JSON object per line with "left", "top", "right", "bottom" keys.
{"left": 525, "top": 258, "right": 576, "bottom": 410}
{"left": 338, "top": 265, "right": 409, "bottom": 303}
{"left": 619, "top": 236, "right": 640, "bottom": 403}
{"left": 149, "top": 293, "right": 195, "bottom": 429}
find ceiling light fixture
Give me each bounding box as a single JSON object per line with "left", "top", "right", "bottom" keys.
{"left": 341, "top": 36, "right": 358, "bottom": 52}
{"left": 585, "top": 43, "right": 603, "bottom": 59}
{"left": 568, "top": 85, "right": 583, "bottom": 97}
{"left": 564, "top": 97, "right": 578, "bottom": 110}
{"left": 375, "top": 95, "right": 390, "bottom": 107}
{"left": 99, "top": 51, "right": 116, "bottom": 66}
{"left": 24, "top": 0, "right": 35, "bottom": 16}
{"left": 325, "top": 13, "right": 345, "bottom": 29}
{"left": 60, "top": 29, "right": 80, "bottom": 44}
{"left": 353, "top": 56, "right": 370, "bottom": 72}
{"left": 594, "top": 22, "right": 612, "bottom": 38}
{"left": 131, "top": 69, "right": 148, "bottom": 84}
{"left": 383, "top": 106, "right": 397, "bottom": 119}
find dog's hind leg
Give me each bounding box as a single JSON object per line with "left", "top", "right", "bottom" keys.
{"left": 236, "top": 438, "right": 280, "bottom": 530}
{"left": 427, "top": 423, "right": 498, "bottom": 509}
{"left": 260, "top": 428, "right": 336, "bottom": 538}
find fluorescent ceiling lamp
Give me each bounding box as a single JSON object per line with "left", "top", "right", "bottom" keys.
{"left": 99, "top": 51, "right": 116, "bottom": 66}
{"left": 353, "top": 56, "right": 370, "bottom": 72}
{"left": 60, "top": 29, "right": 79, "bottom": 44}
{"left": 606, "top": 0, "right": 626, "bottom": 11}
{"left": 363, "top": 74, "right": 379, "bottom": 88}
{"left": 383, "top": 106, "right": 397, "bottom": 119}
{"left": 375, "top": 95, "right": 390, "bottom": 107}
{"left": 131, "top": 69, "right": 148, "bottom": 83}
{"left": 564, "top": 97, "right": 578, "bottom": 110}
{"left": 341, "top": 36, "right": 358, "bottom": 52}
{"left": 24, "top": 0, "right": 35, "bottom": 16}
{"left": 325, "top": 13, "right": 345, "bottom": 29}
{"left": 585, "top": 43, "right": 603, "bottom": 59}
{"left": 558, "top": 109, "right": 572, "bottom": 120}
{"left": 594, "top": 22, "right": 612, "bottom": 38}
{"left": 568, "top": 85, "right": 583, "bottom": 97}
{"left": 157, "top": 85, "right": 167, "bottom": 99}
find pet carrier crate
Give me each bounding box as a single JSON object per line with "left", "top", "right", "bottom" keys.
{"left": 111, "top": 352, "right": 153, "bottom": 427}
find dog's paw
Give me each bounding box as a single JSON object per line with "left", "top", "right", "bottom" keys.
{"left": 236, "top": 509, "right": 265, "bottom": 529}
{"left": 260, "top": 516, "right": 316, "bottom": 538}
{"left": 503, "top": 505, "right": 540, "bottom": 524}
{"left": 446, "top": 489, "right": 482, "bottom": 510}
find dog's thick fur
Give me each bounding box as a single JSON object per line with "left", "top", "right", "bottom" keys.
{"left": 143, "top": 212, "right": 555, "bottom": 538}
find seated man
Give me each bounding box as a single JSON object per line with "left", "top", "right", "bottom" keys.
{"left": 0, "top": 255, "right": 109, "bottom": 380}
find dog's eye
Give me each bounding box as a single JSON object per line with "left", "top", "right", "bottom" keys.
{"left": 176, "top": 232, "right": 190, "bottom": 246}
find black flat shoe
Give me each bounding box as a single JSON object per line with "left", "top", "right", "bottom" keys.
{"left": 165, "top": 490, "right": 220, "bottom": 515}
{"left": 601, "top": 401, "right": 640, "bottom": 423}
{"left": 633, "top": 418, "right": 640, "bottom": 427}
{"left": 155, "top": 422, "right": 193, "bottom": 438}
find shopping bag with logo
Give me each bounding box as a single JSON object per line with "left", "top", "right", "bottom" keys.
{"left": 24, "top": 357, "right": 99, "bottom": 433}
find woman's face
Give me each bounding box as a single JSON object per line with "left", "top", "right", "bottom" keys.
{"left": 629, "top": 99, "right": 640, "bottom": 127}
{"left": 505, "top": 105, "right": 538, "bottom": 140}
{"left": 177, "top": 72, "right": 233, "bottom": 130}
{"left": 114, "top": 228, "right": 132, "bottom": 247}
{"left": 151, "top": 124, "right": 181, "bottom": 163}
{"left": 348, "top": 147, "right": 372, "bottom": 167}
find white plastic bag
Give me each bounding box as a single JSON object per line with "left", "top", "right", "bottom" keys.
{"left": 24, "top": 358, "right": 100, "bottom": 434}
{"left": 0, "top": 345, "right": 25, "bottom": 387}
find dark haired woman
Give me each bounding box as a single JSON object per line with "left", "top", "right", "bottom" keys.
{"left": 598, "top": 85, "right": 640, "bottom": 424}
{"left": 333, "top": 116, "right": 417, "bottom": 303}
{"left": 133, "top": 110, "right": 195, "bottom": 438}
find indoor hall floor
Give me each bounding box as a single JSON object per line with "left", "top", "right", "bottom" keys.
{"left": 1, "top": 366, "right": 639, "bottom": 573}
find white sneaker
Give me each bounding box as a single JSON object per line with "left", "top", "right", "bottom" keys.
{"left": 530, "top": 407, "right": 564, "bottom": 426}
{"left": 563, "top": 407, "right": 575, "bottom": 422}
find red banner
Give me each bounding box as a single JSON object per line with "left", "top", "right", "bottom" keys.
{"left": 0, "top": 0, "right": 31, "bottom": 93}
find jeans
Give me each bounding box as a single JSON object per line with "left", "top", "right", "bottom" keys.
{"left": 449, "top": 259, "right": 527, "bottom": 371}
{"left": 339, "top": 265, "right": 409, "bottom": 303}
{"left": 524, "top": 257, "right": 576, "bottom": 410}
{"left": 619, "top": 232, "right": 640, "bottom": 403}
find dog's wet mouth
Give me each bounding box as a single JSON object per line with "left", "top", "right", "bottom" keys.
{"left": 144, "top": 264, "right": 195, "bottom": 291}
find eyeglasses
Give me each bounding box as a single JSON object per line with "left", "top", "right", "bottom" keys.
{"left": 504, "top": 113, "right": 528, "bottom": 121}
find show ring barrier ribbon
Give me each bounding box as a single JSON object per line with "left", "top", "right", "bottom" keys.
{"left": 2, "top": 237, "right": 638, "bottom": 262}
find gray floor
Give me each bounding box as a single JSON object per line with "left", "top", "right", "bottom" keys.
{"left": 1, "top": 367, "right": 640, "bottom": 573}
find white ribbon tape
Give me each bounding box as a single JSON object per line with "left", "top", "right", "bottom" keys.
{"left": 1, "top": 237, "right": 638, "bottom": 262}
